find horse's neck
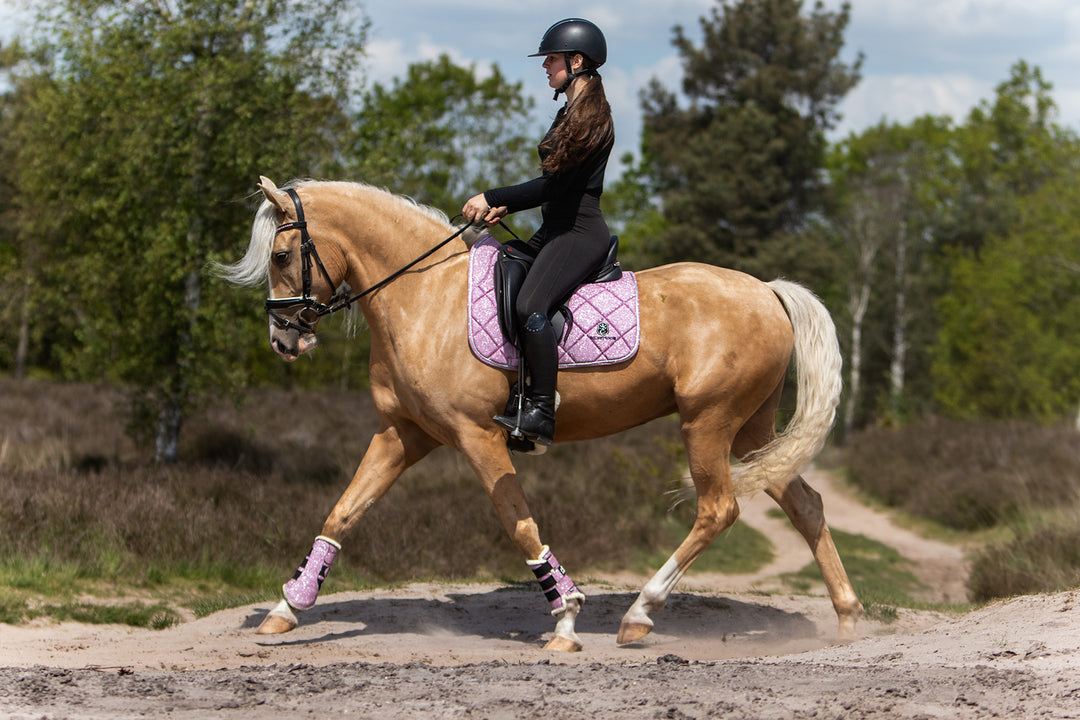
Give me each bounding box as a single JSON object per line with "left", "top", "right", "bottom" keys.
{"left": 333, "top": 194, "right": 458, "bottom": 291}
{"left": 338, "top": 207, "right": 468, "bottom": 331}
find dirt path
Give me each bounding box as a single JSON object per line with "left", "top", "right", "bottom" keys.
{"left": 1, "top": 469, "right": 1077, "bottom": 719}
{"left": 730, "top": 468, "right": 970, "bottom": 603}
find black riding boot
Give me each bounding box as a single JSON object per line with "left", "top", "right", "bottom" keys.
{"left": 494, "top": 312, "right": 558, "bottom": 445}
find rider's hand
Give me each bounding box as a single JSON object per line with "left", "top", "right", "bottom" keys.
{"left": 463, "top": 194, "right": 507, "bottom": 226}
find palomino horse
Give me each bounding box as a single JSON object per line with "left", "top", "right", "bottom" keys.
{"left": 219, "top": 177, "right": 861, "bottom": 651}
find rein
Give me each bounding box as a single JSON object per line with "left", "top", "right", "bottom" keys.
{"left": 264, "top": 187, "right": 476, "bottom": 334}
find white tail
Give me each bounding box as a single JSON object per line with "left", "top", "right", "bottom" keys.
{"left": 730, "top": 279, "right": 843, "bottom": 495}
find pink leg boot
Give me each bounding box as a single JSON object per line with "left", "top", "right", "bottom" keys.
{"left": 283, "top": 536, "right": 340, "bottom": 611}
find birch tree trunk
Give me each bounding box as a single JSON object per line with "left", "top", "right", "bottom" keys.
{"left": 889, "top": 218, "right": 908, "bottom": 419}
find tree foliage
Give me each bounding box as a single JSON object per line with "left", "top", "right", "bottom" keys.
{"left": 933, "top": 176, "right": 1080, "bottom": 421}
{"left": 7, "top": 0, "right": 367, "bottom": 461}
{"left": 930, "top": 63, "right": 1080, "bottom": 422}
{"left": 936, "top": 62, "right": 1070, "bottom": 253}
{"left": 641, "top": 0, "right": 862, "bottom": 279}
{"left": 826, "top": 117, "right": 954, "bottom": 433}
{"left": 346, "top": 54, "right": 536, "bottom": 213}
{"left": 827, "top": 61, "right": 1080, "bottom": 428}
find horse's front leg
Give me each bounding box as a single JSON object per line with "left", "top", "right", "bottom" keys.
{"left": 459, "top": 431, "right": 585, "bottom": 652}
{"left": 256, "top": 421, "right": 436, "bottom": 634}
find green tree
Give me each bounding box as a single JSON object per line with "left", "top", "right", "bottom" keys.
{"left": 346, "top": 55, "right": 536, "bottom": 213}
{"left": 0, "top": 40, "right": 27, "bottom": 377}
{"left": 933, "top": 175, "right": 1080, "bottom": 421}
{"left": 600, "top": 153, "right": 668, "bottom": 271}
{"left": 929, "top": 62, "right": 1080, "bottom": 422}
{"left": 8, "top": 0, "right": 366, "bottom": 461}
{"left": 641, "top": 0, "right": 861, "bottom": 279}
{"left": 825, "top": 62, "right": 1080, "bottom": 429}
{"left": 826, "top": 117, "right": 954, "bottom": 434}
{"left": 938, "top": 61, "right": 1071, "bottom": 253}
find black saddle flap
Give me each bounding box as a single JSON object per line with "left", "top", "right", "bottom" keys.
{"left": 493, "top": 240, "right": 536, "bottom": 346}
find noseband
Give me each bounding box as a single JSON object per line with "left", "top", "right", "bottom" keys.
{"left": 264, "top": 188, "right": 475, "bottom": 335}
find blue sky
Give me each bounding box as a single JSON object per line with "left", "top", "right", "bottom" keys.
{"left": 3, "top": 0, "right": 1079, "bottom": 176}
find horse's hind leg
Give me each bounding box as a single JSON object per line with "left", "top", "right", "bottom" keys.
{"left": 765, "top": 477, "right": 863, "bottom": 639}
{"left": 734, "top": 394, "right": 862, "bottom": 640}
{"left": 618, "top": 416, "right": 740, "bottom": 645}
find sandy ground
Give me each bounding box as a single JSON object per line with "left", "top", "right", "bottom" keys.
{"left": 1, "top": 470, "right": 1078, "bottom": 719}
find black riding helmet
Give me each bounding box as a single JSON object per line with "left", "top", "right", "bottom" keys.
{"left": 528, "top": 18, "right": 607, "bottom": 98}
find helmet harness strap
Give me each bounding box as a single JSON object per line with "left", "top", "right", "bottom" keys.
{"left": 554, "top": 52, "right": 575, "bottom": 99}
{"left": 553, "top": 53, "right": 597, "bottom": 100}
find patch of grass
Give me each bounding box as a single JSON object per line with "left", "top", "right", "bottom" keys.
{"left": 0, "top": 555, "right": 89, "bottom": 595}
{"left": 625, "top": 516, "right": 775, "bottom": 576}
{"left": 860, "top": 598, "right": 899, "bottom": 623}
{"left": 693, "top": 521, "right": 775, "bottom": 575}
{"left": 27, "top": 602, "right": 181, "bottom": 629}
{"left": 0, "top": 596, "right": 29, "bottom": 624}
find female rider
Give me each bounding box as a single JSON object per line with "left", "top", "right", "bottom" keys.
{"left": 462, "top": 17, "right": 615, "bottom": 447}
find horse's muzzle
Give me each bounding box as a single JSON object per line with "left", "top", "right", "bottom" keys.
{"left": 270, "top": 324, "right": 318, "bottom": 361}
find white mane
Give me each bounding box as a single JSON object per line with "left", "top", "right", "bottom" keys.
{"left": 213, "top": 180, "right": 457, "bottom": 289}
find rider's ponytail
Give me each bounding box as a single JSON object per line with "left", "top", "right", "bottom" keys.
{"left": 540, "top": 71, "right": 613, "bottom": 174}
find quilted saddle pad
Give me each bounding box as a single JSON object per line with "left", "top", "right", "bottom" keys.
{"left": 467, "top": 235, "right": 640, "bottom": 370}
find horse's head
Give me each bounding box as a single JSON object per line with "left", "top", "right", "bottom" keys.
{"left": 256, "top": 176, "right": 347, "bottom": 361}
{"left": 219, "top": 175, "right": 470, "bottom": 363}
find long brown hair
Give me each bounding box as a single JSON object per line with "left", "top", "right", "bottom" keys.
{"left": 541, "top": 69, "right": 613, "bottom": 174}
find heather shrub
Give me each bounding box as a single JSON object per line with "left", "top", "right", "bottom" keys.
{"left": 847, "top": 417, "right": 1080, "bottom": 601}
{"left": 0, "top": 378, "right": 688, "bottom": 587}
{"left": 847, "top": 417, "right": 1080, "bottom": 530}
{"left": 967, "top": 508, "right": 1080, "bottom": 602}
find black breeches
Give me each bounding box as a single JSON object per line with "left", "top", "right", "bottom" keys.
{"left": 515, "top": 204, "right": 610, "bottom": 324}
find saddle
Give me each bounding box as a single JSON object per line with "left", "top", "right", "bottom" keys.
{"left": 493, "top": 235, "right": 624, "bottom": 348}
{"left": 467, "top": 234, "right": 639, "bottom": 371}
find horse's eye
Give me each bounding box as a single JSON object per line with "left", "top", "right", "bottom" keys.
{"left": 273, "top": 251, "right": 290, "bottom": 267}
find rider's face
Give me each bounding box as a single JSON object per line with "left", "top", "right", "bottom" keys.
{"left": 543, "top": 53, "right": 583, "bottom": 90}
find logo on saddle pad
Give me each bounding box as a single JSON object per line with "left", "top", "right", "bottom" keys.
{"left": 467, "top": 235, "right": 640, "bottom": 370}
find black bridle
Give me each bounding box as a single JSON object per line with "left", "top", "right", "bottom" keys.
{"left": 264, "top": 187, "right": 476, "bottom": 334}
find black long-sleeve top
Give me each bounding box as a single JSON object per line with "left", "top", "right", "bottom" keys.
{"left": 483, "top": 111, "right": 614, "bottom": 241}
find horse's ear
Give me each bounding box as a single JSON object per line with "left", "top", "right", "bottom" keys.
{"left": 257, "top": 176, "right": 291, "bottom": 215}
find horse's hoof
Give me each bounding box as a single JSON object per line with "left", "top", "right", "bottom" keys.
{"left": 544, "top": 635, "right": 583, "bottom": 652}
{"left": 255, "top": 612, "right": 297, "bottom": 635}
{"left": 616, "top": 620, "right": 653, "bottom": 645}
{"left": 837, "top": 623, "right": 859, "bottom": 642}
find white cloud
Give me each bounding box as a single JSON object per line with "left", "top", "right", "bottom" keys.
{"left": 832, "top": 72, "right": 990, "bottom": 138}
{"left": 828, "top": 0, "right": 1076, "bottom": 35}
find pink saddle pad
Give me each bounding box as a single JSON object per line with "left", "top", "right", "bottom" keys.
{"left": 467, "top": 235, "right": 640, "bottom": 370}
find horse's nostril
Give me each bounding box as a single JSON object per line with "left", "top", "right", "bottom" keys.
{"left": 271, "top": 336, "right": 299, "bottom": 360}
